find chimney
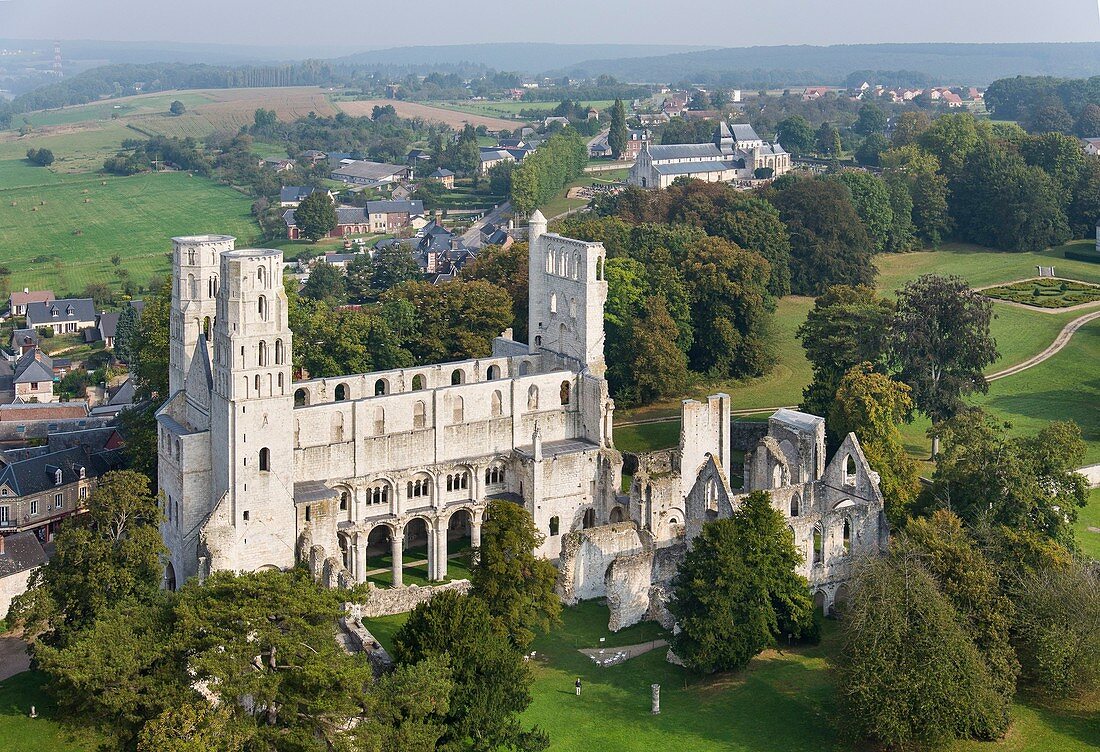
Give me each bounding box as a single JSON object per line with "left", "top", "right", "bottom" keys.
{"left": 23, "top": 287, "right": 29, "bottom": 294}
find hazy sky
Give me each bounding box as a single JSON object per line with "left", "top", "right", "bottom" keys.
{"left": 1, "top": 0, "right": 1099, "bottom": 49}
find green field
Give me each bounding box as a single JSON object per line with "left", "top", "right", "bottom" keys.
{"left": 0, "top": 671, "right": 106, "bottom": 751}
{"left": 0, "top": 123, "right": 135, "bottom": 177}
{"left": 1076, "top": 488, "right": 1100, "bottom": 560}
{"left": 20, "top": 92, "right": 220, "bottom": 129}
{"left": 441, "top": 99, "right": 616, "bottom": 119}
{"left": 0, "top": 171, "right": 259, "bottom": 295}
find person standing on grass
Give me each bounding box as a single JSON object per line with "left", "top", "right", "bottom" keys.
{"left": 575, "top": 678, "right": 582, "bottom": 696}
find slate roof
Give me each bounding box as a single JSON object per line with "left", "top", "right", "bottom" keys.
{"left": 428, "top": 168, "right": 454, "bottom": 178}
{"left": 480, "top": 150, "right": 513, "bottom": 163}
{"left": 0, "top": 446, "right": 122, "bottom": 497}
{"left": 280, "top": 186, "right": 321, "bottom": 203}
{"left": 108, "top": 378, "right": 135, "bottom": 406}
{"left": 729, "top": 123, "right": 761, "bottom": 142}
{"left": 97, "top": 312, "right": 120, "bottom": 339}
{"left": 9, "top": 329, "right": 38, "bottom": 351}
{"left": 331, "top": 161, "right": 408, "bottom": 181}
{"left": 646, "top": 143, "right": 727, "bottom": 160}
{"left": 772, "top": 408, "right": 824, "bottom": 432}
{"left": 13, "top": 350, "right": 53, "bottom": 385}
{"left": 46, "top": 427, "right": 122, "bottom": 453}
{"left": 653, "top": 160, "right": 736, "bottom": 176}
{"left": 0, "top": 532, "right": 47, "bottom": 578}
{"left": 25, "top": 298, "right": 96, "bottom": 327}
{"left": 365, "top": 200, "right": 423, "bottom": 215}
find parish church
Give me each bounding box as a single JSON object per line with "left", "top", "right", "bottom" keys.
{"left": 628, "top": 121, "right": 790, "bottom": 189}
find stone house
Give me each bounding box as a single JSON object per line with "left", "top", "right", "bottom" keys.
{"left": 25, "top": 298, "right": 96, "bottom": 335}
{"left": 13, "top": 349, "right": 55, "bottom": 403}
{"left": 7, "top": 289, "right": 54, "bottom": 319}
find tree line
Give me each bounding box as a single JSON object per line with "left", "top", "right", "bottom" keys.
{"left": 509, "top": 130, "right": 589, "bottom": 214}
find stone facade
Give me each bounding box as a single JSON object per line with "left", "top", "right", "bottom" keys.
{"left": 628, "top": 122, "right": 791, "bottom": 189}
{"left": 157, "top": 214, "right": 624, "bottom": 589}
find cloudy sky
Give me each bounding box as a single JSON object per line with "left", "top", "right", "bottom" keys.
{"left": 0, "top": 0, "right": 1098, "bottom": 49}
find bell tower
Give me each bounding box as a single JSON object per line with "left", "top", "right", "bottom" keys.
{"left": 170, "top": 235, "right": 233, "bottom": 394}
{"left": 208, "top": 248, "right": 296, "bottom": 572}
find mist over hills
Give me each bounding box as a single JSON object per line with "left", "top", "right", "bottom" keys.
{"left": 560, "top": 42, "right": 1100, "bottom": 86}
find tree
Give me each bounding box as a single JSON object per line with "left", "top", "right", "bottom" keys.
{"left": 1020, "top": 131, "right": 1086, "bottom": 197}
{"left": 393, "top": 590, "right": 548, "bottom": 752}
{"left": 1026, "top": 103, "right": 1074, "bottom": 134}
{"left": 775, "top": 116, "right": 815, "bottom": 156}
{"left": 888, "top": 274, "right": 998, "bottom": 454}
{"left": 925, "top": 408, "right": 1087, "bottom": 542}
{"left": 113, "top": 304, "right": 138, "bottom": 364}
{"left": 681, "top": 236, "right": 773, "bottom": 378}
{"left": 815, "top": 122, "right": 840, "bottom": 156}
{"left": 463, "top": 241, "right": 529, "bottom": 342}
{"left": 830, "top": 365, "right": 921, "bottom": 524}
{"left": 769, "top": 177, "right": 877, "bottom": 295}
{"left": 853, "top": 133, "right": 889, "bottom": 167}
{"left": 11, "top": 470, "right": 165, "bottom": 639}
{"left": 294, "top": 191, "right": 338, "bottom": 242}
{"left": 1075, "top": 103, "right": 1100, "bottom": 137}
{"left": 132, "top": 278, "right": 171, "bottom": 401}
{"left": 623, "top": 296, "right": 689, "bottom": 404}
{"left": 1068, "top": 157, "right": 1100, "bottom": 237}
{"left": 918, "top": 112, "right": 990, "bottom": 176}
{"left": 448, "top": 124, "right": 481, "bottom": 175}
{"left": 345, "top": 252, "right": 376, "bottom": 302}
{"left": 797, "top": 285, "right": 894, "bottom": 419}
{"left": 669, "top": 491, "right": 816, "bottom": 673}
{"left": 853, "top": 103, "right": 887, "bottom": 135}
{"left": 835, "top": 554, "right": 1009, "bottom": 748}
{"left": 829, "top": 171, "right": 894, "bottom": 254}
{"left": 372, "top": 243, "right": 422, "bottom": 292}
{"left": 471, "top": 499, "right": 560, "bottom": 649}
{"left": 300, "top": 261, "right": 348, "bottom": 305}
{"left": 607, "top": 98, "right": 628, "bottom": 159}
{"left": 882, "top": 171, "right": 919, "bottom": 252}
{"left": 897, "top": 511, "right": 1019, "bottom": 702}
{"left": 288, "top": 297, "right": 409, "bottom": 378}
{"left": 26, "top": 147, "right": 55, "bottom": 166}
{"left": 169, "top": 100, "right": 186, "bottom": 116}
{"left": 137, "top": 701, "right": 254, "bottom": 752}
{"left": 1013, "top": 562, "right": 1100, "bottom": 697}
{"left": 890, "top": 111, "right": 931, "bottom": 147}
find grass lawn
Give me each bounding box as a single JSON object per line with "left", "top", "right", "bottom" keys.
{"left": 0, "top": 122, "right": 134, "bottom": 176}
{"left": 0, "top": 171, "right": 259, "bottom": 295}
{"left": 541, "top": 169, "right": 629, "bottom": 219}
{"left": 1074, "top": 487, "right": 1100, "bottom": 560}
{"left": 0, "top": 670, "right": 107, "bottom": 751}
{"left": 441, "top": 100, "right": 616, "bottom": 119}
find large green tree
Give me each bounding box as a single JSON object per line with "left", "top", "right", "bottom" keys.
{"left": 835, "top": 554, "right": 1010, "bottom": 748}
{"left": 393, "top": 590, "right": 548, "bottom": 752}
{"left": 607, "top": 98, "right": 628, "bottom": 159}
{"left": 132, "top": 277, "right": 171, "bottom": 401}
{"left": 829, "top": 170, "right": 894, "bottom": 254}
{"left": 769, "top": 177, "right": 877, "bottom": 295}
{"left": 463, "top": 241, "right": 530, "bottom": 342}
{"left": 888, "top": 274, "right": 998, "bottom": 454}
{"left": 113, "top": 303, "right": 138, "bottom": 364}
{"left": 669, "top": 491, "right": 816, "bottom": 673}
{"left": 300, "top": 261, "right": 348, "bottom": 306}
{"left": 622, "top": 296, "right": 689, "bottom": 405}
{"left": 372, "top": 243, "right": 422, "bottom": 292}
{"left": 294, "top": 191, "right": 338, "bottom": 242}
{"left": 775, "top": 116, "right": 815, "bottom": 156}
{"left": 471, "top": 498, "right": 561, "bottom": 649}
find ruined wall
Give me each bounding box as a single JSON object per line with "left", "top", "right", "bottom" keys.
{"left": 352, "top": 579, "right": 472, "bottom": 618}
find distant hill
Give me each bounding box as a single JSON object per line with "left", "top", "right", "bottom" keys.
{"left": 559, "top": 43, "right": 1100, "bottom": 86}
{"left": 336, "top": 43, "right": 708, "bottom": 74}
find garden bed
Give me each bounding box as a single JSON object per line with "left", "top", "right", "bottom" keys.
{"left": 982, "top": 278, "right": 1100, "bottom": 309}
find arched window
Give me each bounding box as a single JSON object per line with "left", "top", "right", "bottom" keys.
{"left": 451, "top": 369, "right": 464, "bottom": 385}
{"left": 582, "top": 508, "right": 595, "bottom": 529}
{"left": 572, "top": 252, "right": 580, "bottom": 280}
{"left": 374, "top": 407, "right": 385, "bottom": 435}
{"left": 258, "top": 265, "right": 267, "bottom": 287}
{"left": 374, "top": 378, "right": 388, "bottom": 396}
{"left": 549, "top": 516, "right": 560, "bottom": 536}
{"left": 596, "top": 256, "right": 604, "bottom": 281}
{"left": 844, "top": 455, "right": 857, "bottom": 485}
{"left": 452, "top": 396, "right": 464, "bottom": 423}
{"left": 188, "top": 273, "right": 197, "bottom": 298}
{"left": 202, "top": 316, "right": 211, "bottom": 339}
{"left": 486, "top": 365, "right": 500, "bottom": 380}
{"left": 550, "top": 292, "right": 558, "bottom": 313}
{"left": 790, "top": 492, "right": 800, "bottom": 517}
{"left": 527, "top": 385, "right": 539, "bottom": 410}
{"left": 412, "top": 374, "right": 425, "bottom": 391}
{"left": 294, "top": 388, "right": 309, "bottom": 407}
{"left": 559, "top": 380, "right": 571, "bottom": 406}
{"left": 413, "top": 400, "right": 426, "bottom": 429}
{"left": 534, "top": 335, "right": 542, "bottom": 347}
{"left": 369, "top": 482, "right": 390, "bottom": 505}
{"left": 491, "top": 390, "right": 503, "bottom": 418}
{"left": 209, "top": 275, "right": 218, "bottom": 298}
{"left": 259, "top": 448, "right": 270, "bottom": 471}
{"left": 813, "top": 526, "right": 823, "bottom": 565}
{"left": 275, "top": 339, "right": 284, "bottom": 364}
{"left": 278, "top": 372, "right": 284, "bottom": 391}
{"left": 558, "top": 252, "right": 567, "bottom": 277}
{"left": 187, "top": 249, "right": 196, "bottom": 265}
{"left": 519, "top": 361, "right": 531, "bottom": 376}
{"left": 258, "top": 295, "right": 267, "bottom": 321}
{"left": 706, "top": 479, "right": 719, "bottom": 513}
{"left": 335, "top": 383, "right": 348, "bottom": 401}
{"left": 843, "top": 519, "right": 852, "bottom": 554}
{"left": 331, "top": 412, "right": 344, "bottom": 442}
{"left": 254, "top": 374, "right": 261, "bottom": 394}
{"left": 546, "top": 250, "right": 554, "bottom": 273}
{"left": 569, "top": 298, "right": 577, "bottom": 319}
{"left": 339, "top": 491, "right": 349, "bottom": 511}
{"left": 258, "top": 340, "right": 268, "bottom": 366}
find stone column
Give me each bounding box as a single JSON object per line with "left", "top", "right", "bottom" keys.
{"left": 352, "top": 533, "right": 363, "bottom": 582}
{"left": 391, "top": 528, "right": 403, "bottom": 588}
{"left": 470, "top": 513, "right": 482, "bottom": 564}
{"left": 433, "top": 516, "right": 448, "bottom": 581}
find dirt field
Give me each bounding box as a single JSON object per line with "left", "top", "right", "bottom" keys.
{"left": 337, "top": 99, "right": 520, "bottom": 130}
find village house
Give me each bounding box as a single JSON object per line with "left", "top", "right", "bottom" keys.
{"left": 427, "top": 168, "right": 455, "bottom": 189}
{"left": 299, "top": 149, "right": 327, "bottom": 164}
{"left": 479, "top": 149, "right": 515, "bottom": 175}
{"left": 0, "top": 531, "right": 47, "bottom": 619}
{"left": 13, "top": 349, "right": 55, "bottom": 403}
{"left": 7, "top": 289, "right": 53, "bottom": 319}
{"left": 279, "top": 186, "right": 336, "bottom": 208}
{"left": 0, "top": 445, "right": 124, "bottom": 543}
{"left": 1082, "top": 138, "right": 1100, "bottom": 156}
{"left": 25, "top": 298, "right": 96, "bottom": 335}
{"left": 283, "top": 200, "right": 424, "bottom": 240}
{"left": 330, "top": 160, "right": 411, "bottom": 187}
{"left": 9, "top": 329, "right": 38, "bottom": 357}
{"left": 259, "top": 158, "right": 296, "bottom": 172}
{"left": 802, "top": 86, "right": 832, "bottom": 100}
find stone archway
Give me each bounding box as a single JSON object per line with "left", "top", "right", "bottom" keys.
{"left": 609, "top": 505, "right": 625, "bottom": 524}
{"left": 164, "top": 561, "right": 177, "bottom": 592}
{"left": 363, "top": 524, "right": 394, "bottom": 586}
{"left": 446, "top": 508, "right": 474, "bottom": 580}
{"left": 402, "top": 517, "right": 433, "bottom": 585}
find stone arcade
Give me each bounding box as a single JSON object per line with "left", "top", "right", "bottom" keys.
{"left": 156, "top": 216, "right": 887, "bottom": 625}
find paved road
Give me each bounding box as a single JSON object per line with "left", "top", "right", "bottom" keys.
{"left": 460, "top": 200, "right": 511, "bottom": 249}
{"left": 616, "top": 308, "right": 1100, "bottom": 428}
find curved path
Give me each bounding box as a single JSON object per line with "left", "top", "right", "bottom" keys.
{"left": 616, "top": 308, "right": 1100, "bottom": 428}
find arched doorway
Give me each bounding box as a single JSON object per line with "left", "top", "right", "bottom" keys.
{"left": 447, "top": 508, "right": 474, "bottom": 580}
{"left": 832, "top": 584, "right": 850, "bottom": 617}
{"left": 609, "top": 506, "right": 625, "bottom": 523}
{"left": 403, "top": 517, "right": 432, "bottom": 585}
{"left": 582, "top": 508, "right": 596, "bottom": 529}
{"left": 812, "top": 590, "right": 827, "bottom": 615}
{"left": 363, "top": 525, "right": 393, "bottom": 587}
{"left": 164, "top": 562, "right": 177, "bottom": 591}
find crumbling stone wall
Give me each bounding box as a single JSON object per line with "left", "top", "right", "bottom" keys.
{"left": 352, "top": 579, "right": 472, "bottom": 618}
